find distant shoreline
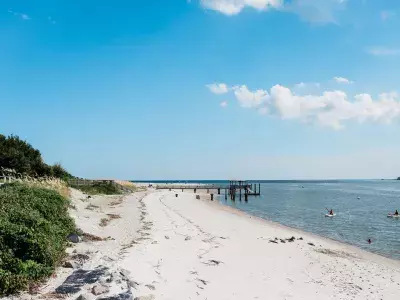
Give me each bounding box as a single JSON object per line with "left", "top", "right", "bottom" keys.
{"left": 132, "top": 179, "right": 399, "bottom": 184}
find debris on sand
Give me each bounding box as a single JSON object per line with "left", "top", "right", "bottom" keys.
{"left": 82, "top": 232, "right": 106, "bottom": 242}
{"left": 196, "top": 278, "right": 208, "bottom": 285}
{"left": 203, "top": 259, "right": 223, "bottom": 266}
{"left": 145, "top": 284, "right": 156, "bottom": 290}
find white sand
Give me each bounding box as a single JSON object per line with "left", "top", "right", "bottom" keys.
{"left": 7, "top": 188, "right": 400, "bottom": 300}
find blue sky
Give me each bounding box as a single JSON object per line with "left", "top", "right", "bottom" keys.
{"left": 2, "top": 0, "right": 400, "bottom": 180}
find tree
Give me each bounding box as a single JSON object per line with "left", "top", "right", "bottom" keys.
{"left": 0, "top": 134, "right": 71, "bottom": 179}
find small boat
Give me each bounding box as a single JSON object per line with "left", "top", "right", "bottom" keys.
{"left": 325, "top": 213, "right": 336, "bottom": 217}
{"left": 387, "top": 214, "right": 400, "bottom": 218}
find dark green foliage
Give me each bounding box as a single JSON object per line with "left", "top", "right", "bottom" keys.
{"left": 0, "top": 183, "right": 76, "bottom": 295}
{"left": 69, "top": 182, "right": 122, "bottom": 195}
{"left": 51, "top": 163, "right": 71, "bottom": 181}
{"left": 0, "top": 134, "right": 72, "bottom": 179}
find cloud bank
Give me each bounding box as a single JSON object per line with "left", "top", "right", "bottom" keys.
{"left": 207, "top": 83, "right": 400, "bottom": 129}
{"left": 200, "top": 0, "right": 348, "bottom": 23}
{"left": 200, "top": 0, "right": 283, "bottom": 15}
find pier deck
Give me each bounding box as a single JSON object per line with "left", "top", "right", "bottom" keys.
{"left": 156, "top": 180, "right": 261, "bottom": 201}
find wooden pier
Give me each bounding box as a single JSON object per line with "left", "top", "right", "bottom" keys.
{"left": 156, "top": 180, "right": 261, "bottom": 202}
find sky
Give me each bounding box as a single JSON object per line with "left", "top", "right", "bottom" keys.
{"left": 2, "top": 0, "right": 400, "bottom": 180}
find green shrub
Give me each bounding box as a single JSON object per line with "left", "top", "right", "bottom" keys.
{"left": 70, "top": 182, "right": 122, "bottom": 195}
{"left": 0, "top": 134, "right": 72, "bottom": 179}
{"left": 0, "top": 183, "right": 76, "bottom": 295}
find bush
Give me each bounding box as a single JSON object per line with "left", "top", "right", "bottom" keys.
{"left": 0, "top": 183, "right": 76, "bottom": 295}
{"left": 70, "top": 182, "right": 122, "bottom": 195}
{"left": 0, "top": 134, "right": 72, "bottom": 179}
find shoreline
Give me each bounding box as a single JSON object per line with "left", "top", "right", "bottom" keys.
{"left": 138, "top": 182, "right": 400, "bottom": 264}
{"left": 208, "top": 194, "right": 400, "bottom": 268}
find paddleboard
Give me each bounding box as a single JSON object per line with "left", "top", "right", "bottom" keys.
{"left": 387, "top": 214, "right": 400, "bottom": 218}
{"left": 325, "top": 214, "right": 336, "bottom": 217}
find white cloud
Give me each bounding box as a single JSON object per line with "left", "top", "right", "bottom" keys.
{"left": 271, "top": 85, "right": 400, "bottom": 129}
{"left": 200, "top": 0, "right": 283, "bottom": 15}
{"left": 333, "top": 76, "right": 353, "bottom": 84}
{"left": 8, "top": 9, "right": 30, "bottom": 20}
{"left": 366, "top": 47, "right": 400, "bottom": 56}
{"left": 206, "top": 83, "right": 229, "bottom": 94}
{"left": 220, "top": 101, "right": 228, "bottom": 107}
{"left": 294, "top": 82, "right": 320, "bottom": 89}
{"left": 381, "top": 10, "right": 396, "bottom": 21}
{"left": 283, "top": 0, "right": 348, "bottom": 24}
{"left": 233, "top": 85, "right": 269, "bottom": 108}
{"left": 200, "top": 0, "right": 347, "bottom": 23}
{"left": 207, "top": 82, "right": 400, "bottom": 129}
{"left": 295, "top": 82, "right": 306, "bottom": 89}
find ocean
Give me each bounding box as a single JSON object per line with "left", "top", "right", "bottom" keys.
{"left": 134, "top": 180, "right": 400, "bottom": 260}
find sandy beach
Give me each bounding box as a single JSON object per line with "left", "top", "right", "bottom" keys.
{"left": 8, "top": 187, "right": 400, "bottom": 300}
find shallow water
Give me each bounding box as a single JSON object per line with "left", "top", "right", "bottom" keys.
{"left": 219, "top": 181, "right": 400, "bottom": 260}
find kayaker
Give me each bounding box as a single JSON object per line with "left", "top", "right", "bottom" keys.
{"left": 395, "top": 210, "right": 399, "bottom": 216}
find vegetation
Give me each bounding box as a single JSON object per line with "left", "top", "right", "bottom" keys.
{"left": 0, "top": 134, "right": 72, "bottom": 180}
{"left": 69, "top": 181, "right": 123, "bottom": 195}
{"left": 0, "top": 183, "right": 76, "bottom": 295}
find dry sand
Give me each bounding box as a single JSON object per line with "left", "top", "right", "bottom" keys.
{"left": 6, "top": 187, "right": 400, "bottom": 300}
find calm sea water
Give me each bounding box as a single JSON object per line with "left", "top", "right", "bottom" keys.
{"left": 134, "top": 180, "right": 400, "bottom": 260}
